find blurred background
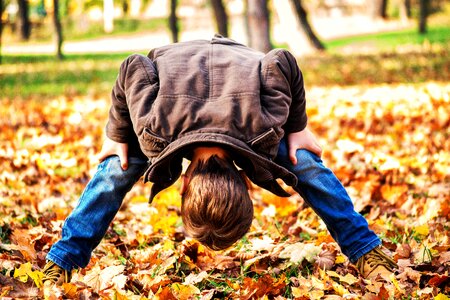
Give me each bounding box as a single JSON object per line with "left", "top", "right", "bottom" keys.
{"left": 0, "top": 0, "right": 449, "bottom": 98}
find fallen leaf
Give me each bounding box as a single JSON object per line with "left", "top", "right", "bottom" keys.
{"left": 0, "top": 273, "right": 40, "bottom": 298}
{"left": 315, "top": 249, "right": 336, "bottom": 270}
{"left": 183, "top": 271, "right": 208, "bottom": 285}
{"left": 279, "top": 243, "right": 321, "bottom": 263}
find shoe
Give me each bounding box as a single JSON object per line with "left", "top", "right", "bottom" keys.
{"left": 356, "top": 246, "right": 397, "bottom": 280}
{"left": 42, "top": 261, "right": 71, "bottom": 285}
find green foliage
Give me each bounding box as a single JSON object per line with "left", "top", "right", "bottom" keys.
{"left": 325, "top": 26, "right": 450, "bottom": 52}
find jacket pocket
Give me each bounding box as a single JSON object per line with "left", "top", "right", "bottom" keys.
{"left": 139, "top": 128, "right": 169, "bottom": 158}
{"left": 248, "top": 128, "right": 280, "bottom": 159}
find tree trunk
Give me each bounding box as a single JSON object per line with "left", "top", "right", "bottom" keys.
{"left": 130, "top": 0, "right": 142, "bottom": 17}
{"left": 405, "top": 0, "right": 411, "bottom": 17}
{"left": 245, "top": 0, "right": 271, "bottom": 53}
{"left": 380, "top": 0, "right": 388, "bottom": 19}
{"left": 289, "top": 0, "right": 325, "bottom": 51}
{"left": 369, "top": 0, "right": 388, "bottom": 19}
{"left": 104, "top": 0, "right": 114, "bottom": 33}
{"left": 418, "top": 0, "right": 428, "bottom": 34}
{"left": 17, "top": 0, "right": 31, "bottom": 40}
{"left": 53, "top": 0, "right": 64, "bottom": 60}
{"left": 398, "top": 0, "right": 411, "bottom": 22}
{"left": 169, "top": 0, "right": 179, "bottom": 43}
{"left": 210, "top": 0, "right": 228, "bottom": 37}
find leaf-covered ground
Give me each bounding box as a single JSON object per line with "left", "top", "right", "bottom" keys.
{"left": 0, "top": 82, "right": 449, "bottom": 299}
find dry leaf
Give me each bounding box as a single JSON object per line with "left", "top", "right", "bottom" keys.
{"left": 315, "top": 249, "right": 336, "bottom": 270}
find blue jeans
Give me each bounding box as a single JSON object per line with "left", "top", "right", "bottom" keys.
{"left": 46, "top": 157, "right": 148, "bottom": 271}
{"left": 47, "top": 140, "right": 380, "bottom": 270}
{"left": 275, "top": 139, "right": 380, "bottom": 263}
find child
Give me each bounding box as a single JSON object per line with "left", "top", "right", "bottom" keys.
{"left": 43, "top": 35, "right": 396, "bottom": 285}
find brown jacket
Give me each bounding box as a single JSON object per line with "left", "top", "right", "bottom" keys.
{"left": 106, "top": 35, "right": 307, "bottom": 201}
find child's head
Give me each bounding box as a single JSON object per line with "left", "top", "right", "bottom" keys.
{"left": 181, "top": 154, "right": 253, "bottom": 250}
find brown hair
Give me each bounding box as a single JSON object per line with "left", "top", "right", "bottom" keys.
{"left": 181, "top": 155, "right": 253, "bottom": 250}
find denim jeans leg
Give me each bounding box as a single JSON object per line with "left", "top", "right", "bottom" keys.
{"left": 46, "top": 156, "right": 148, "bottom": 271}
{"left": 275, "top": 139, "right": 381, "bottom": 263}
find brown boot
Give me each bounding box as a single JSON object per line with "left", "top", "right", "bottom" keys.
{"left": 356, "top": 246, "right": 397, "bottom": 280}
{"left": 42, "top": 261, "right": 71, "bottom": 285}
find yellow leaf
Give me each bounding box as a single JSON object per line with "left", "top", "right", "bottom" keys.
{"left": 13, "top": 263, "right": 43, "bottom": 287}
{"left": 291, "top": 286, "right": 308, "bottom": 298}
{"left": 435, "top": 294, "right": 449, "bottom": 300}
{"left": 326, "top": 270, "right": 341, "bottom": 278}
{"left": 309, "top": 289, "right": 325, "bottom": 299}
{"left": 114, "top": 290, "right": 130, "bottom": 300}
{"left": 171, "top": 283, "right": 200, "bottom": 300}
{"left": 130, "top": 195, "right": 148, "bottom": 203}
{"left": 390, "top": 273, "right": 405, "bottom": 294}
{"left": 326, "top": 270, "right": 358, "bottom": 286}
{"left": 340, "top": 273, "right": 358, "bottom": 285}
{"left": 162, "top": 239, "right": 175, "bottom": 251}
{"left": 335, "top": 255, "right": 346, "bottom": 264}
{"left": 14, "top": 263, "right": 32, "bottom": 283}
{"left": 414, "top": 224, "right": 429, "bottom": 236}
{"left": 332, "top": 281, "right": 349, "bottom": 296}
{"left": 28, "top": 270, "right": 44, "bottom": 288}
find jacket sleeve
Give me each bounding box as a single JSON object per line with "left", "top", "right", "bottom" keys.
{"left": 261, "top": 49, "right": 307, "bottom": 134}
{"left": 275, "top": 49, "right": 307, "bottom": 133}
{"left": 106, "top": 54, "right": 159, "bottom": 143}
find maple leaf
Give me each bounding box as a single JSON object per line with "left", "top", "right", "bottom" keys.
{"left": 279, "top": 243, "right": 321, "bottom": 264}
{"left": 240, "top": 274, "right": 286, "bottom": 299}
{"left": 0, "top": 273, "right": 40, "bottom": 298}
{"left": 183, "top": 271, "right": 208, "bottom": 285}
{"left": 9, "top": 229, "right": 37, "bottom": 261}
{"left": 13, "top": 262, "right": 44, "bottom": 287}
{"left": 249, "top": 235, "right": 275, "bottom": 252}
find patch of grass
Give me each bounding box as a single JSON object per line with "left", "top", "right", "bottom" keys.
{"left": 65, "top": 17, "right": 168, "bottom": 42}
{"left": 3, "top": 17, "right": 168, "bottom": 44}
{"left": 0, "top": 224, "right": 11, "bottom": 244}
{"left": 324, "top": 26, "right": 450, "bottom": 52}
{"left": 299, "top": 49, "right": 449, "bottom": 86}
{"left": 1, "top": 47, "right": 449, "bottom": 99}
{"left": 0, "top": 52, "right": 144, "bottom": 98}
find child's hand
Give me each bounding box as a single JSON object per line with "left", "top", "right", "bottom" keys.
{"left": 287, "top": 128, "right": 322, "bottom": 165}
{"left": 97, "top": 137, "right": 129, "bottom": 170}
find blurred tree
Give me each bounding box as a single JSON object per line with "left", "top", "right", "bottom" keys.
{"left": 368, "top": 0, "right": 388, "bottom": 19}
{"left": 380, "top": 0, "right": 388, "bottom": 19}
{"left": 398, "top": 0, "right": 411, "bottom": 22}
{"left": 17, "top": 0, "right": 31, "bottom": 40}
{"left": 121, "top": 0, "right": 129, "bottom": 15}
{"left": 210, "top": 0, "right": 228, "bottom": 37}
{"left": 53, "top": 0, "right": 63, "bottom": 59}
{"left": 418, "top": 0, "right": 428, "bottom": 33}
{"left": 244, "top": 0, "right": 271, "bottom": 53}
{"left": 104, "top": 0, "right": 114, "bottom": 32}
{"left": 129, "top": 0, "right": 141, "bottom": 17}
{"left": 289, "top": 0, "right": 325, "bottom": 51}
{"left": 169, "top": 0, "right": 178, "bottom": 42}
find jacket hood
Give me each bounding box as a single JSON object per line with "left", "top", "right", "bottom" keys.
{"left": 144, "top": 132, "right": 297, "bottom": 202}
